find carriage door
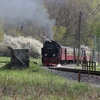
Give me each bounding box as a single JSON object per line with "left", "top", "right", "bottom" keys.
{"left": 65, "top": 49, "right": 67, "bottom": 63}
{"left": 73, "top": 48, "right": 75, "bottom": 63}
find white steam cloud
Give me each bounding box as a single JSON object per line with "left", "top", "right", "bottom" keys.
{"left": 0, "top": 0, "right": 55, "bottom": 39}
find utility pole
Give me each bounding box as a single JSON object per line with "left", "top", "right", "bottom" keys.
{"left": 77, "top": 12, "right": 83, "bottom": 66}
{"left": 98, "top": 38, "right": 100, "bottom": 64}
{"left": 93, "top": 35, "right": 96, "bottom": 62}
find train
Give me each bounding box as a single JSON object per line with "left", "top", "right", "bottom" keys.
{"left": 41, "top": 40, "right": 94, "bottom": 66}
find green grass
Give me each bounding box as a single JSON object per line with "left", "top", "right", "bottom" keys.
{"left": 96, "top": 64, "right": 100, "bottom": 71}
{"left": 0, "top": 57, "right": 10, "bottom": 61}
{"left": 0, "top": 57, "right": 10, "bottom": 67}
{"left": 0, "top": 62, "right": 99, "bottom": 99}
{"left": 30, "top": 57, "right": 42, "bottom": 65}
{"left": 0, "top": 57, "right": 100, "bottom": 99}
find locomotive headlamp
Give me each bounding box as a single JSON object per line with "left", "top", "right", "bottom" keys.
{"left": 53, "top": 54, "right": 55, "bottom": 56}
{"left": 45, "top": 54, "right": 47, "bottom": 56}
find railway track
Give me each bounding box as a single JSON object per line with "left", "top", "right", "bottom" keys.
{"left": 42, "top": 65, "right": 100, "bottom": 87}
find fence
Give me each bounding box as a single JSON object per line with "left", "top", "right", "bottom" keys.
{"left": 82, "top": 61, "right": 96, "bottom": 71}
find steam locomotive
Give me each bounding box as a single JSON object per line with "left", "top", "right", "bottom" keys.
{"left": 41, "top": 40, "right": 93, "bottom": 66}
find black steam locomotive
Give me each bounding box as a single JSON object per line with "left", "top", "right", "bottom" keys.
{"left": 41, "top": 40, "right": 61, "bottom": 66}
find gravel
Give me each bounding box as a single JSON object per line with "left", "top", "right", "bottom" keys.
{"left": 42, "top": 66, "right": 100, "bottom": 87}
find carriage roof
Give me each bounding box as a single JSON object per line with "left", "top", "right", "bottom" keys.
{"left": 61, "top": 46, "right": 73, "bottom": 50}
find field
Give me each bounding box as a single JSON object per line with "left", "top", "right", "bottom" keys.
{"left": 0, "top": 57, "right": 100, "bottom": 100}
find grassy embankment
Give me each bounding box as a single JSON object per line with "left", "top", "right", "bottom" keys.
{"left": 0, "top": 57, "right": 100, "bottom": 100}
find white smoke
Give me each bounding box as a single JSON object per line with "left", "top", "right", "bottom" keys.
{"left": 3, "top": 34, "right": 43, "bottom": 56}
{"left": 0, "top": 0, "right": 55, "bottom": 39}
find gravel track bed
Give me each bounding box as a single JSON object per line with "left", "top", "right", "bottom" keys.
{"left": 42, "top": 67, "right": 100, "bottom": 87}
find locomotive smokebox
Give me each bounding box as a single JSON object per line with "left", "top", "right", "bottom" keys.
{"left": 8, "top": 46, "right": 29, "bottom": 69}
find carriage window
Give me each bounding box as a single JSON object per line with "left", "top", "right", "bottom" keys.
{"left": 67, "top": 49, "right": 73, "bottom": 54}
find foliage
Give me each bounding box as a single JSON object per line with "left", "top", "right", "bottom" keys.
{"left": 53, "top": 26, "right": 66, "bottom": 43}
{"left": 44, "top": 0, "right": 100, "bottom": 48}
{"left": 92, "top": 21, "right": 100, "bottom": 37}
{"left": 0, "top": 0, "right": 100, "bottom": 48}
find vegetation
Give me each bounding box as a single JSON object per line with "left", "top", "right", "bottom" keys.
{"left": 0, "top": 61, "right": 100, "bottom": 100}
{"left": 0, "top": 0, "right": 100, "bottom": 59}
{"left": 0, "top": 20, "right": 4, "bottom": 42}
{"left": 44, "top": 0, "right": 100, "bottom": 47}
{"left": 0, "top": 0, "right": 100, "bottom": 99}
{"left": 0, "top": 0, "right": 100, "bottom": 47}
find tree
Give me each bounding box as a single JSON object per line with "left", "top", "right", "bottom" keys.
{"left": 92, "top": 21, "right": 100, "bottom": 37}
{"left": 0, "top": 20, "right": 4, "bottom": 42}
{"left": 53, "top": 26, "right": 66, "bottom": 44}
{"left": 44, "top": 0, "right": 90, "bottom": 47}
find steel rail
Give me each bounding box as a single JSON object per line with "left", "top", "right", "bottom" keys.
{"left": 48, "top": 67, "right": 100, "bottom": 82}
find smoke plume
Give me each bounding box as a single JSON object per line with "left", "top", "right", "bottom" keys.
{"left": 0, "top": 0, "right": 55, "bottom": 39}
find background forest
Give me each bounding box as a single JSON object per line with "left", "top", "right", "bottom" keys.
{"left": 0, "top": 0, "right": 100, "bottom": 54}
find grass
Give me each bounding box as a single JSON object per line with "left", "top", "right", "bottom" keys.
{"left": 0, "top": 57, "right": 10, "bottom": 61}
{"left": 30, "top": 57, "right": 42, "bottom": 65}
{"left": 0, "top": 57, "right": 100, "bottom": 99}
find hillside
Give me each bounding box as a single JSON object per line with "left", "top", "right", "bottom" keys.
{"left": 0, "top": 0, "right": 100, "bottom": 49}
